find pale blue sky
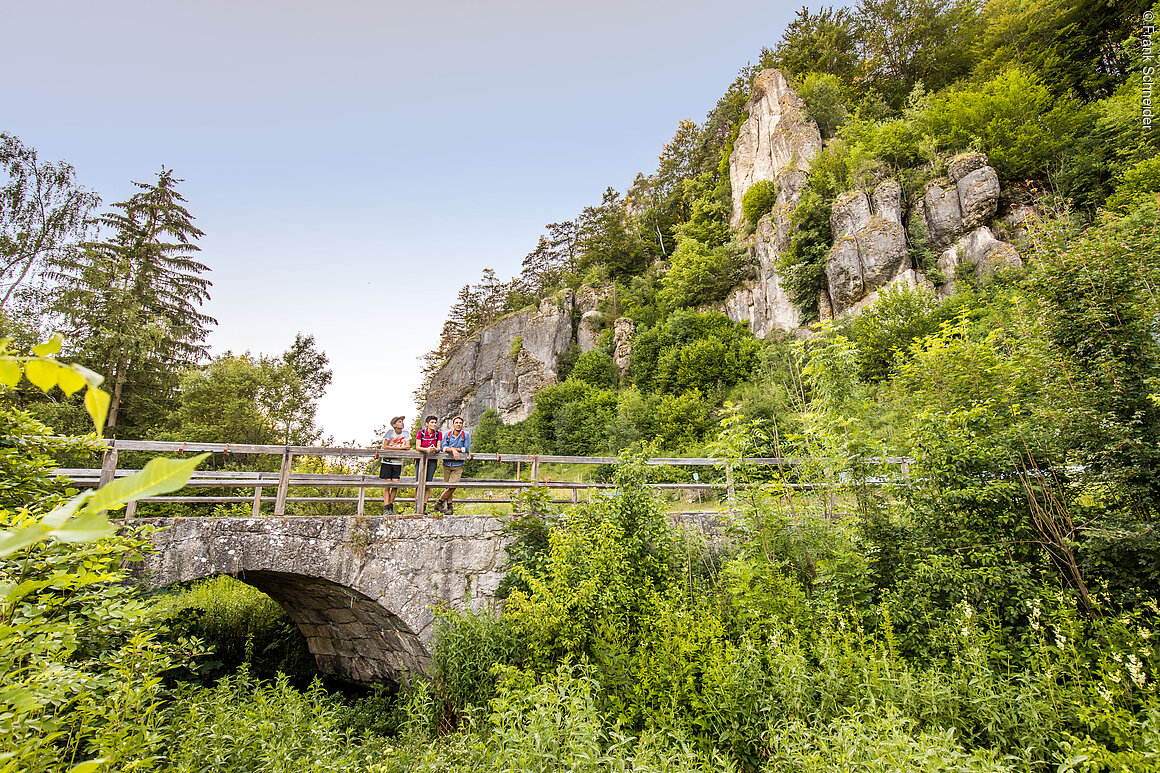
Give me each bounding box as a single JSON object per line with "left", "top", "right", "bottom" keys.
{"left": 5, "top": 0, "right": 804, "bottom": 442}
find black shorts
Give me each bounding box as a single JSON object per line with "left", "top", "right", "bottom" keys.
{"left": 379, "top": 462, "right": 402, "bottom": 479}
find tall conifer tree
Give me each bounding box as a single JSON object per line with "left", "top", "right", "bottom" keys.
{"left": 50, "top": 168, "right": 215, "bottom": 435}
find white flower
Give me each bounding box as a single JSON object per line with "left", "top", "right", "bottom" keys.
{"left": 1128, "top": 654, "right": 1147, "bottom": 687}
{"left": 1139, "top": 627, "right": 1153, "bottom": 641}
{"left": 1097, "top": 685, "right": 1114, "bottom": 704}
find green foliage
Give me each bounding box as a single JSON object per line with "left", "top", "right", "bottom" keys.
{"left": 568, "top": 349, "right": 618, "bottom": 389}
{"left": 740, "top": 180, "right": 778, "bottom": 228}
{"left": 154, "top": 576, "right": 316, "bottom": 683}
{"left": 1028, "top": 203, "right": 1160, "bottom": 508}
{"left": 835, "top": 283, "right": 955, "bottom": 382}
{"left": 0, "top": 133, "right": 100, "bottom": 314}
{"left": 166, "top": 669, "right": 385, "bottom": 772}
{"left": 922, "top": 67, "right": 1087, "bottom": 182}
{"left": 508, "top": 335, "right": 522, "bottom": 357}
{"left": 1106, "top": 156, "right": 1160, "bottom": 212}
{"left": 658, "top": 238, "right": 754, "bottom": 310}
{"left": 630, "top": 310, "right": 760, "bottom": 398}
{"left": 529, "top": 380, "right": 618, "bottom": 455}
{"left": 796, "top": 72, "right": 850, "bottom": 139}
{"left": 855, "top": 0, "right": 980, "bottom": 107}
{"left": 767, "top": 6, "right": 860, "bottom": 83}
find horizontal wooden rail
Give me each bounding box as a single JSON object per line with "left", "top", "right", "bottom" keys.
{"left": 60, "top": 438, "right": 913, "bottom": 518}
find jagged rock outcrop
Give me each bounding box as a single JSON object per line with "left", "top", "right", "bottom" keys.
{"left": 920, "top": 153, "right": 1021, "bottom": 294}
{"left": 724, "top": 69, "right": 821, "bottom": 335}
{"left": 423, "top": 295, "right": 574, "bottom": 426}
{"left": 824, "top": 180, "right": 915, "bottom": 315}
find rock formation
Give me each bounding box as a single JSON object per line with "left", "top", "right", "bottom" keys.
{"left": 824, "top": 179, "right": 918, "bottom": 315}
{"left": 612, "top": 317, "right": 634, "bottom": 376}
{"left": 723, "top": 79, "right": 1024, "bottom": 326}
{"left": 919, "top": 152, "right": 1021, "bottom": 294}
{"left": 423, "top": 295, "right": 574, "bottom": 426}
{"left": 724, "top": 69, "right": 822, "bottom": 336}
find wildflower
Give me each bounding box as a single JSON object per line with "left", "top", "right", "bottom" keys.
{"left": 1052, "top": 627, "right": 1067, "bottom": 649}
{"left": 1139, "top": 627, "right": 1153, "bottom": 641}
{"left": 1097, "top": 685, "right": 1114, "bottom": 704}
{"left": 1128, "top": 654, "right": 1147, "bottom": 687}
{"left": 1028, "top": 599, "right": 1042, "bottom": 631}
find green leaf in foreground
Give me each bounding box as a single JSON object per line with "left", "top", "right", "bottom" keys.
{"left": 0, "top": 357, "right": 21, "bottom": 387}
{"left": 84, "top": 386, "right": 110, "bottom": 431}
{"left": 31, "top": 333, "right": 62, "bottom": 357}
{"left": 85, "top": 453, "right": 210, "bottom": 514}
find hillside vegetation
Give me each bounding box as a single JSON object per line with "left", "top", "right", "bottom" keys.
{"left": 2, "top": 1, "right": 1160, "bottom": 771}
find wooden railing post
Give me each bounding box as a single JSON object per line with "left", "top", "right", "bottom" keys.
{"left": 356, "top": 483, "right": 366, "bottom": 516}
{"left": 252, "top": 486, "right": 263, "bottom": 517}
{"left": 99, "top": 441, "right": 118, "bottom": 487}
{"left": 415, "top": 455, "right": 428, "bottom": 513}
{"left": 530, "top": 456, "right": 539, "bottom": 482}
{"left": 274, "top": 448, "right": 293, "bottom": 516}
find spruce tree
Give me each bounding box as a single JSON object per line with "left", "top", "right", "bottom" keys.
{"left": 50, "top": 168, "right": 215, "bottom": 436}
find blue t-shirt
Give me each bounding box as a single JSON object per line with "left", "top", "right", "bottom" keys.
{"left": 441, "top": 430, "right": 471, "bottom": 467}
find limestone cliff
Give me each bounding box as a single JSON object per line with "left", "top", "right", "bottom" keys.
{"left": 724, "top": 69, "right": 822, "bottom": 336}
{"left": 723, "top": 70, "right": 1022, "bottom": 331}
{"left": 422, "top": 296, "right": 574, "bottom": 426}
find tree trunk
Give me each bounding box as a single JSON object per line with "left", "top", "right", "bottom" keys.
{"left": 105, "top": 358, "right": 127, "bottom": 434}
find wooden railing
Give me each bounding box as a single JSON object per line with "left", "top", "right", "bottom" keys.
{"left": 56, "top": 438, "right": 913, "bottom": 517}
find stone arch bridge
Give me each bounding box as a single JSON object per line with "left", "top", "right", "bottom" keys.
{"left": 134, "top": 515, "right": 508, "bottom": 685}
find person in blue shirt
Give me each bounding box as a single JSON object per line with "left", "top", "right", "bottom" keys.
{"left": 434, "top": 415, "right": 471, "bottom": 515}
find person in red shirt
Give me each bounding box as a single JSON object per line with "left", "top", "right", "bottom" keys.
{"left": 414, "top": 414, "right": 442, "bottom": 515}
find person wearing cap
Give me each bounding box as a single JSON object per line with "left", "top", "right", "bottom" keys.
{"left": 434, "top": 415, "right": 471, "bottom": 515}
{"left": 379, "top": 415, "right": 409, "bottom": 515}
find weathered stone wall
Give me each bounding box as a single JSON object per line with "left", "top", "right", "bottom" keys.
{"left": 134, "top": 515, "right": 508, "bottom": 684}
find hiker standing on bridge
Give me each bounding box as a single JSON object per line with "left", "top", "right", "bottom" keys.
{"left": 415, "top": 414, "right": 442, "bottom": 515}
{"left": 434, "top": 415, "right": 471, "bottom": 515}
{"left": 380, "top": 416, "right": 410, "bottom": 515}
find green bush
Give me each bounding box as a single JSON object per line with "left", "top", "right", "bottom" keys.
{"left": 658, "top": 237, "right": 754, "bottom": 309}
{"left": 1106, "top": 156, "right": 1160, "bottom": 211}
{"left": 922, "top": 67, "right": 1087, "bottom": 182}
{"left": 836, "top": 283, "right": 954, "bottom": 382}
{"left": 740, "top": 180, "right": 778, "bottom": 227}
{"left": 797, "top": 72, "right": 850, "bottom": 139}
{"left": 568, "top": 349, "right": 618, "bottom": 388}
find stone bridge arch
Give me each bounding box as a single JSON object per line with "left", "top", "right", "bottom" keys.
{"left": 133, "top": 515, "right": 508, "bottom": 684}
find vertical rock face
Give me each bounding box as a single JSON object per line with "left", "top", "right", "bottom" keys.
{"left": 824, "top": 179, "right": 914, "bottom": 315}
{"left": 612, "top": 317, "right": 635, "bottom": 376}
{"left": 728, "top": 69, "right": 822, "bottom": 230}
{"left": 423, "top": 295, "right": 574, "bottom": 426}
{"left": 724, "top": 69, "right": 821, "bottom": 336}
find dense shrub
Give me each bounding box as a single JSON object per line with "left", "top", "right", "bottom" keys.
{"left": 922, "top": 67, "right": 1087, "bottom": 182}
{"left": 740, "top": 180, "right": 778, "bottom": 227}
{"left": 658, "top": 238, "right": 755, "bottom": 309}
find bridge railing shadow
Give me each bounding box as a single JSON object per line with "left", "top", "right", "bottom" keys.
{"left": 55, "top": 438, "right": 913, "bottom": 518}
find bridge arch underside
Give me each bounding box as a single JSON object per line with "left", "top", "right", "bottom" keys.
{"left": 206, "top": 570, "right": 428, "bottom": 685}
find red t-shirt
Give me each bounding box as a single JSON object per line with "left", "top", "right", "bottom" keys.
{"left": 416, "top": 428, "right": 442, "bottom": 450}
